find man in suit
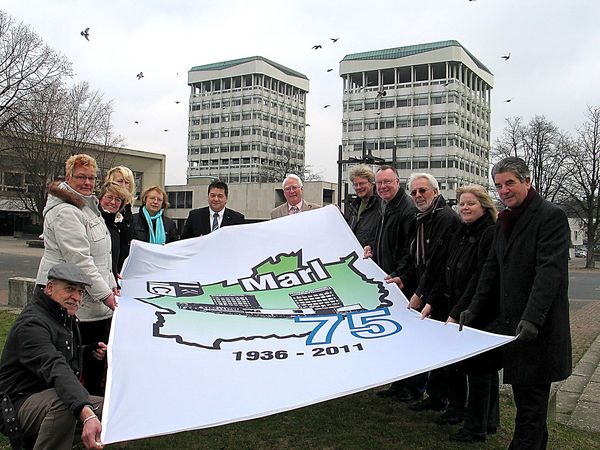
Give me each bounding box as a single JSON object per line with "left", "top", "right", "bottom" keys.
{"left": 460, "top": 157, "right": 572, "bottom": 448}
{"left": 181, "top": 180, "right": 245, "bottom": 239}
{"left": 270, "top": 174, "right": 321, "bottom": 219}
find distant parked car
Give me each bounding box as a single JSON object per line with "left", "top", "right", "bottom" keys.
{"left": 575, "top": 248, "right": 587, "bottom": 258}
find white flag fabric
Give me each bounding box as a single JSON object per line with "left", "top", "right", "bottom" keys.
{"left": 101, "top": 205, "right": 513, "bottom": 444}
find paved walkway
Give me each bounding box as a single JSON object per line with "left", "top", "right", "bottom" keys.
{"left": 556, "top": 299, "right": 600, "bottom": 432}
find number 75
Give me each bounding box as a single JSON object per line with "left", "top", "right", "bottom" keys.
{"left": 294, "top": 307, "right": 402, "bottom": 345}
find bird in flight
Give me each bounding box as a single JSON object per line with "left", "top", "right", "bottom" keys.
{"left": 323, "top": 105, "right": 331, "bottom": 108}
{"left": 327, "top": 68, "right": 333, "bottom": 72}
{"left": 305, "top": 124, "right": 311, "bottom": 127}
{"left": 312, "top": 45, "right": 322, "bottom": 50}
{"left": 175, "top": 101, "right": 180, "bottom": 104}
{"left": 330, "top": 38, "right": 339, "bottom": 43}
{"left": 136, "top": 72, "right": 144, "bottom": 80}
{"left": 501, "top": 52, "right": 511, "bottom": 60}
{"left": 163, "top": 129, "right": 169, "bottom": 132}
{"left": 504, "top": 98, "right": 514, "bottom": 103}
{"left": 376, "top": 90, "right": 386, "bottom": 98}
{"left": 80, "top": 28, "right": 90, "bottom": 41}
{"left": 134, "top": 121, "right": 139, "bottom": 124}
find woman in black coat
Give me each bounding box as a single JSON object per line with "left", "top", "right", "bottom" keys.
{"left": 132, "top": 185, "right": 179, "bottom": 244}
{"left": 98, "top": 182, "right": 130, "bottom": 285}
{"left": 425, "top": 185, "right": 500, "bottom": 443}
{"left": 105, "top": 166, "right": 136, "bottom": 271}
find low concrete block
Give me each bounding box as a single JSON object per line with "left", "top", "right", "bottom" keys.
{"left": 8, "top": 277, "right": 36, "bottom": 307}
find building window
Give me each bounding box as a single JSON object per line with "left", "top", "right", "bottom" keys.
{"left": 413, "top": 118, "right": 428, "bottom": 127}
{"left": 413, "top": 138, "right": 428, "bottom": 148}
{"left": 168, "top": 191, "right": 192, "bottom": 208}
{"left": 397, "top": 98, "right": 411, "bottom": 107}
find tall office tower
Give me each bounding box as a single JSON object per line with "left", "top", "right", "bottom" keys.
{"left": 187, "top": 56, "right": 309, "bottom": 183}
{"left": 339, "top": 40, "right": 493, "bottom": 202}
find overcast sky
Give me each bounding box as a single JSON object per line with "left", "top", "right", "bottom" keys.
{"left": 3, "top": 0, "right": 599, "bottom": 184}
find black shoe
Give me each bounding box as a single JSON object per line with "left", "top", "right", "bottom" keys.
{"left": 408, "top": 397, "right": 448, "bottom": 412}
{"left": 449, "top": 429, "right": 486, "bottom": 443}
{"left": 435, "top": 408, "right": 465, "bottom": 425}
{"left": 393, "top": 388, "right": 423, "bottom": 402}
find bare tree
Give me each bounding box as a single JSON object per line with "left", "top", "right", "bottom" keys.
{"left": 492, "top": 115, "right": 570, "bottom": 202}
{"left": 4, "top": 81, "right": 123, "bottom": 223}
{"left": 0, "top": 10, "right": 72, "bottom": 133}
{"left": 257, "top": 152, "right": 319, "bottom": 183}
{"left": 563, "top": 106, "right": 600, "bottom": 268}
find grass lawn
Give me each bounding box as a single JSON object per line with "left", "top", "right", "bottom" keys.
{"left": 0, "top": 309, "right": 598, "bottom": 449}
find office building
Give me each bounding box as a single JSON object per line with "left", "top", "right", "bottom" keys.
{"left": 339, "top": 40, "right": 493, "bottom": 202}
{"left": 187, "top": 56, "right": 310, "bottom": 183}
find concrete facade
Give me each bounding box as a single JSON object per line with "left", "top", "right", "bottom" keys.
{"left": 339, "top": 40, "right": 493, "bottom": 202}
{"left": 187, "top": 56, "right": 310, "bottom": 184}
{"left": 166, "top": 179, "right": 337, "bottom": 225}
{"left": 0, "top": 135, "right": 166, "bottom": 235}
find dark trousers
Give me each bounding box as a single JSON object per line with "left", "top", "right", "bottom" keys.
{"left": 426, "top": 366, "right": 467, "bottom": 408}
{"left": 79, "top": 318, "right": 112, "bottom": 396}
{"left": 509, "top": 383, "right": 550, "bottom": 450}
{"left": 462, "top": 370, "right": 500, "bottom": 436}
{"left": 18, "top": 388, "right": 103, "bottom": 450}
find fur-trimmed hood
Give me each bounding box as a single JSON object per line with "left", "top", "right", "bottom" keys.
{"left": 44, "top": 181, "right": 99, "bottom": 217}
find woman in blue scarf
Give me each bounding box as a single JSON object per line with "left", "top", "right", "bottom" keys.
{"left": 132, "top": 185, "right": 179, "bottom": 244}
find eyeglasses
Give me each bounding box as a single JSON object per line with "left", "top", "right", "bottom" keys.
{"left": 375, "top": 178, "right": 398, "bottom": 187}
{"left": 284, "top": 184, "right": 301, "bottom": 192}
{"left": 102, "top": 195, "right": 124, "bottom": 204}
{"left": 71, "top": 175, "right": 97, "bottom": 182}
{"left": 410, "top": 187, "right": 431, "bottom": 197}
{"left": 353, "top": 181, "right": 371, "bottom": 188}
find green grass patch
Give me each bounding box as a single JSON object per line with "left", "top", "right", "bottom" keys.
{"left": 0, "top": 309, "right": 598, "bottom": 449}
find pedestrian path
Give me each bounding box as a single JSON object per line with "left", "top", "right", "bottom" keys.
{"left": 555, "top": 300, "right": 600, "bottom": 432}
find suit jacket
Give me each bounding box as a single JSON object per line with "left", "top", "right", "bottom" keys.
{"left": 468, "top": 192, "right": 572, "bottom": 384}
{"left": 181, "top": 206, "right": 245, "bottom": 239}
{"left": 270, "top": 200, "right": 321, "bottom": 219}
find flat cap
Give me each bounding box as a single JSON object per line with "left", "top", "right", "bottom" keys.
{"left": 47, "top": 262, "right": 92, "bottom": 287}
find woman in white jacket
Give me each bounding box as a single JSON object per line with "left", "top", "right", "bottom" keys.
{"left": 36, "top": 154, "right": 116, "bottom": 395}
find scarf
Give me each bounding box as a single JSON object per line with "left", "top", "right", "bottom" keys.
{"left": 142, "top": 206, "right": 166, "bottom": 244}
{"left": 415, "top": 195, "right": 441, "bottom": 267}
{"left": 497, "top": 187, "right": 538, "bottom": 239}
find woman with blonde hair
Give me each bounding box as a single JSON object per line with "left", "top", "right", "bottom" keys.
{"left": 441, "top": 184, "right": 501, "bottom": 443}
{"left": 132, "top": 185, "right": 178, "bottom": 244}
{"left": 105, "top": 166, "right": 136, "bottom": 270}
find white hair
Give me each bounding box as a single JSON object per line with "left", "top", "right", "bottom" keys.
{"left": 407, "top": 172, "right": 439, "bottom": 191}
{"left": 282, "top": 174, "right": 303, "bottom": 189}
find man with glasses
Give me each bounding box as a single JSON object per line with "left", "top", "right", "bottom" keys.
{"left": 270, "top": 174, "right": 320, "bottom": 219}
{"left": 405, "top": 173, "right": 461, "bottom": 413}
{"left": 365, "top": 166, "right": 420, "bottom": 401}
{"left": 36, "top": 154, "right": 117, "bottom": 396}
{"left": 344, "top": 165, "right": 380, "bottom": 247}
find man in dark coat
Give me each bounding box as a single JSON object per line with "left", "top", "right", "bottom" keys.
{"left": 366, "top": 166, "right": 418, "bottom": 401}
{"left": 181, "top": 180, "right": 245, "bottom": 239}
{"left": 345, "top": 165, "right": 380, "bottom": 248}
{"left": 406, "top": 173, "right": 461, "bottom": 412}
{"left": 461, "top": 157, "right": 572, "bottom": 449}
{"left": 0, "top": 263, "right": 105, "bottom": 449}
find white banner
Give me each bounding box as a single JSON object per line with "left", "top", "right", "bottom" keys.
{"left": 101, "top": 205, "right": 513, "bottom": 444}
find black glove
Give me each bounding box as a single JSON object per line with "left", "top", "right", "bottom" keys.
{"left": 516, "top": 320, "right": 539, "bottom": 341}
{"left": 458, "top": 310, "right": 476, "bottom": 331}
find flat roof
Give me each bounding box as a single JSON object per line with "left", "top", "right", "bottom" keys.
{"left": 190, "top": 56, "right": 308, "bottom": 80}
{"left": 342, "top": 40, "right": 491, "bottom": 75}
